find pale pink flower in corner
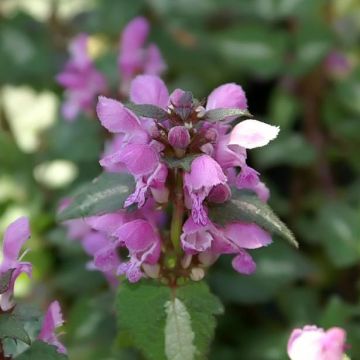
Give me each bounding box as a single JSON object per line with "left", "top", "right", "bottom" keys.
{"left": 287, "top": 325, "right": 347, "bottom": 360}
{"left": 38, "top": 301, "right": 67, "bottom": 354}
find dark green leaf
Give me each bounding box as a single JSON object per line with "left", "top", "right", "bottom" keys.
{"left": 0, "top": 314, "right": 31, "bottom": 345}
{"left": 204, "top": 108, "right": 252, "bottom": 122}
{"left": 116, "top": 280, "right": 223, "bottom": 360}
{"left": 210, "top": 242, "right": 313, "bottom": 304}
{"left": 57, "top": 172, "right": 134, "bottom": 221}
{"left": 16, "top": 341, "right": 68, "bottom": 360}
{"left": 209, "top": 189, "right": 297, "bottom": 247}
{"left": 125, "top": 103, "right": 169, "bottom": 120}
{"left": 163, "top": 154, "right": 200, "bottom": 172}
{"left": 0, "top": 268, "right": 15, "bottom": 294}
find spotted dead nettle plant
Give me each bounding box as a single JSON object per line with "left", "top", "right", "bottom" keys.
{"left": 58, "top": 68, "right": 300, "bottom": 358}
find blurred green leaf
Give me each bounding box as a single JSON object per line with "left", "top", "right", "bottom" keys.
{"left": 210, "top": 242, "right": 314, "bottom": 304}
{"left": 16, "top": 341, "right": 67, "bottom": 360}
{"left": 0, "top": 314, "right": 31, "bottom": 345}
{"left": 57, "top": 172, "right": 134, "bottom": 221}
{"left": 268, "top": 88, "right": 300, "bottom": 130}
{"left": 254, "top": 133, "right": 316, "bottom": 167}
{"left": 317, "top": 203, "right": 360, "bottom": 267}
{"left": 213, "top": 25, "right": 288, "bottom": 77}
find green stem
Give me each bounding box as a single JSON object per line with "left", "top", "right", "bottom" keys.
{"left": 170, "top": 169, "right": 184, "bottom": 253}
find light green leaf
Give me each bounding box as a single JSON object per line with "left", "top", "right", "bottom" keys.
{"left": 209, "top": 188, "right": 297, "bottom": 247}
{"left": 164, "top": 298, "right": 195, "bottom": 360}
{"left": 116, "top": 281, "right": 223, "bottom": 360}
{"left": 15, "top": 341, "right": 68, "bottom": 359}
{"left": 0, "top": 314, "right": 31, "bottom": 345}
{"left": 204, "top": 108, "right": 251, "bottom": 122}
{"left": 57, "top": 172, "right": 134, "bottom": 221}
{"left": 126, "top": 103, "right": 169, "bottom": 120}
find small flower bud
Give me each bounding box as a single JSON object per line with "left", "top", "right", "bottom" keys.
{"left": 168, "top": 126, "right": 191, "bottom": 149}
{"left": 142, "top": 263, "right": 160, "bottom": 279}
{"left": 205, "top": 128, "right": 219, "bottom": 143}
{"left": 190, "top": 267, "right": 205, "bottom": 281}
{"left": 181, "top": 254, "right": 192, "bottom": 269}
{"left": 208, "top": 183, "right": 231, "bottom": 203}
{"left": 198, "top": 252, "right": 219, "bottom": 267}
{"left": 195, "top": 106, "right": 206, "bottom": 118}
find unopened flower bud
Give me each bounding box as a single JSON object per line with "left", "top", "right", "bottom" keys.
{"left": 142, "top": 263, "right": 160, "bottom": 279}
{"left": 181, "top": 254, "right": 192, "bottom": 269}
{"left": 168, "top": 126, "right": 191, "bottom": 149}
{"left": 190, "top": 267, "right": 205, "bottom": 281}
{"left": 208, "top": 183, "right": 231, "bottom": 203}
{"left": 195, "top": 106, "right": 206, "bottom": 118}
{"left": 205, "top": 128, "right": 219, "bottom": 143}
{"left": 198, "top": 252, "right": 219, "bottom": 267}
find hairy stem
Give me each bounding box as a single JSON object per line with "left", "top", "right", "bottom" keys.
{"left": 170, "top": 169, "right": 184, "bottom": 253}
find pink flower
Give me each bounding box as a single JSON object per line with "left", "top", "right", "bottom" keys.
{"left": 184, "top": 155, "right": 227, "bottom": 225}
{"left": 57, "top": 34, "right": 107, "bottom": 121}
{"left": 119, "top": 17, "right": 166, "bottom": 93}
{"left": 0, "top": 217, "right": 32, "bottom": 311}
{"left": 287, "top": 325, "right": 347, "bottom": 360}
{"left": 114, "top": 220, "right": 161, "bottom": 282}
{"left": 38, "top": 301, "right": 67, "bottom": 354}
{"left": 206, "top": 83, "right": 247, "bottom": 112}
{"left": 229, "top": 119, "right": 279, "bottom": 149}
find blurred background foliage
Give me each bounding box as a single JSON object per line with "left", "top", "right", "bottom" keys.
{"left": 0, "top": 0, "right": 360, "bottom": 359}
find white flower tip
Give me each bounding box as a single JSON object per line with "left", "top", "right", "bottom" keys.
{"left": 229, "top": 119, "right": 280, "bottom": 149}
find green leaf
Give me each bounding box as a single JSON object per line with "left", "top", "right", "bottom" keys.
{"left": 16, "top": 341, "right": 68, "bottom": 360}
{"left": 209, "top": 188, "right": 298, "bottom": 247}
{"left": 125, "top": 103, "right": 169, "bottom": 120}
{"left": 0, "top": 314, "right": 31, "bottom": 345}
{"left": 57, "top": 172, "right": 134, "bottom": 221}
{"left": 163, "top": 154, "right": 200, "bottom": 172}
{"left": 213, "top": 25, "right": 288, "bottom": 77}
{"left": 210, "top": 242, "right": 314, "bottom": 304}
{"left": 0, "top": 268, "right": 15, "bottom": 294}
{"left": 254, "top": 133, "right": 316, "bottom": 168}
{"left": 164, "top": 298, "right": 195, "bottom": 360}
{"left": 204, "top": 108, "right": 251, "bottom": 122}
{"left": 316, "top": 203, "right": 360, "bottom": 267}
{"left": 116, "top": 281, "right": 223, "bottom": 360}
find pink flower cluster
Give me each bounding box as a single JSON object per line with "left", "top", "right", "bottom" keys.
{"left": 0, "top": 217, "right": 66, "bottom": 354}
{"left": 57, "top": 17, "right": 166, "bottom": 121}
{"left": 58, "top": 16, "right": 280, "bottom": 284}
{"left": 92, "top": 75, "right": 279, "bottom": 282}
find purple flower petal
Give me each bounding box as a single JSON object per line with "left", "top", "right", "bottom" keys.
{"left": 184, "top": 155, "right": 227, "bottom": 225}
{"left": 224, "top": 222, "right": 272, "bottom": 249}
{"left": 229, "top": 119, "right": 279, "bottom": 149}
{"left": 2, "top": 217, "right": 30, "bottom": 264}
{"left": 181, "top": 218, "right": 213, "bottom": 253}
{"left": 206, "top": 83, "right": 247, "bottom": 110}
{"left": 114, "top": 219, "right": 158, "bottom": 252}
{"left": 130, "top": 75, "right": 169, "bottom": 108}
{"left": 38, "top": 301, "right": 67, "bottom": 354}
{"left": 96, "top": 96, "right": 146, "bottom": 136}
{"left": 231, "top": 250, "right": 256, "bottom": 275}
{"left": 144, "top": 44, "right": 167, "bottom": 75}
